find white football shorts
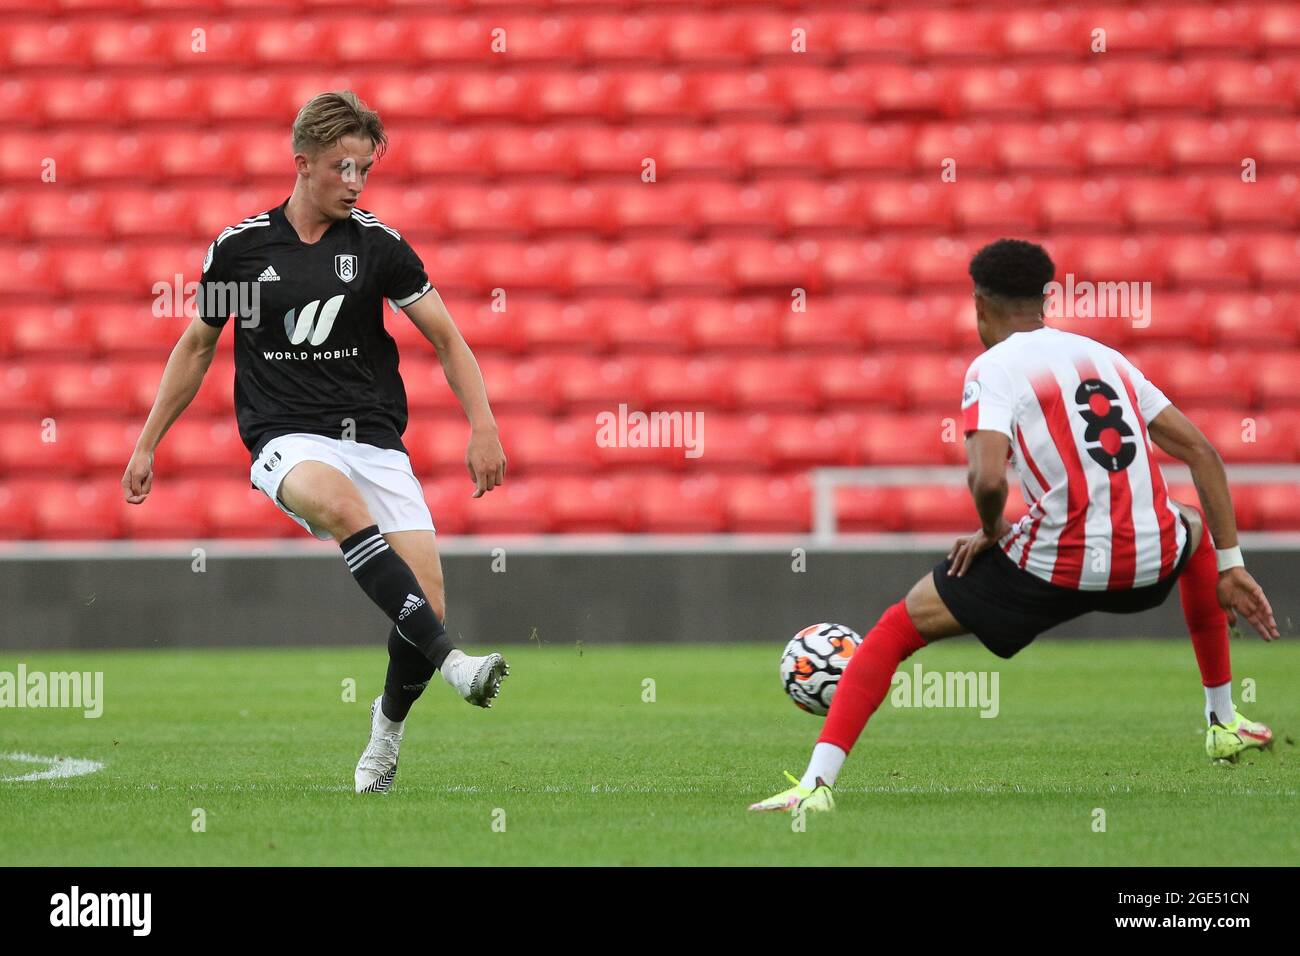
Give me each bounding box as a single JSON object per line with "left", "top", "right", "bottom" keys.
{"left": 250, "top": 433, "right": 435, "bottom": 540}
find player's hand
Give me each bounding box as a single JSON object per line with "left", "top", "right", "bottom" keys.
{"left": 1217, "top": 567, "right": 1280, "bottom": 641}
{"left": 947, "top": 518, "right": 1011, "bottom": 578}
{"left": 121, "top": 448, "right": 154, "bottom": 504}
{"left": 466, "top": 427, "right": 506, "bottom": 498}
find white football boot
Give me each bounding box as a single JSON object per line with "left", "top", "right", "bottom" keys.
{"left": 354, "top": 696, "right": 402, "bottom": 794}
{"left": 441, "top": 649, "right": 509, "bottom": 708}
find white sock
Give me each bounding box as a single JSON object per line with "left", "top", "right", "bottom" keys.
{"left": 800, "top": 743, "right": 847, "bottom": 790}
{"left": 374, "top": 704, "right": 404, "bottom": 736}
{"left": 1205, "top": 682, "right": 1235, "bottom": 726}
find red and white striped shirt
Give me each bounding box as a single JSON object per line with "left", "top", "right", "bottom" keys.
{"left": 962, "top": 327, "right": 1187, "bottom": 591}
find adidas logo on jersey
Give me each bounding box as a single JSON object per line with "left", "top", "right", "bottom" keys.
{"left": 397, "top": 594, "right": 426, "bottom": 621}
{"left": 258, "top": 266, "right": 281, "bottom": 282}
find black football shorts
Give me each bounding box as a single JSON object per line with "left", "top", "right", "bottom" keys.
{"left": 932, "top": 516, "right": 1193, "bottom": 659}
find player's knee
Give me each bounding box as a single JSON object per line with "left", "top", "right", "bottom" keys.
{"left": 319, "top": 495, "right": 373, "bottom": 541}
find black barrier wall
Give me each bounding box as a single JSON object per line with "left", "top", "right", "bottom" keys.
{"left": 1, "top": 545, "right": 1295, "bottom": 651}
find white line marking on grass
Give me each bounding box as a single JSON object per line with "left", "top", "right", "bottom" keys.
{"left": 0, "top": 751, "right": 104, "bottom": 782}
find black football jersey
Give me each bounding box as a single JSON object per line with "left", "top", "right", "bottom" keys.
{"left": 197, "top": 199, "right": 432, "bottom": 460}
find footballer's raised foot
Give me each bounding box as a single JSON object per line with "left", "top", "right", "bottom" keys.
{"left": 441, "top": 649, "right": 509, "bottom": 708}
{"left": 354, "top": 696, "right": 401, "bottom": 794}
{"left": 747, "top": 771, "right": 835, "bottom": 813}
{"left": 1206, "top": 709, "right": 1273, "bottom": 763}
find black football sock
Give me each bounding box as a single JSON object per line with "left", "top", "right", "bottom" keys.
{"left": 382, "top": 625, "right": 438, "bottom": 723}
{"left": 340, "top": 525, "right": 456, "bottom": 668}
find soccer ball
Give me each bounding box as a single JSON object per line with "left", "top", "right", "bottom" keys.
{"left": 780, "top": 623, "right": 862, "bottom": 716}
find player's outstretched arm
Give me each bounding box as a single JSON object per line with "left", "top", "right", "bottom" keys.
{"left": 403, "top": 289, "right": 506, "bottom": 498}
{"left": 1148, "top": 405, "right": 1280, "bottom": 641}
{"left": 121, "top": 317, "right": 222, "bottom": 504}
{"left": 949, "top": 430, "right": 1013, "bottom": 577}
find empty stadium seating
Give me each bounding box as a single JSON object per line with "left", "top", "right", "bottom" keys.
{"left": 1, "top": 1, "right": 1298, "bottom": 538}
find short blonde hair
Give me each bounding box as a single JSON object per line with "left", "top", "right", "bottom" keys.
{"left": 292, "top": 90, "right": 387, "bottom": 159}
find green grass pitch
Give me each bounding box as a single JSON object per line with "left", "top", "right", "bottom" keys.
{"left": 1, "top": 638, "right": 1295, "bottom": 866}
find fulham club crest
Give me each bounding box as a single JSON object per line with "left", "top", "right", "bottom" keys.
{"left": 335, "top": 254, "right": 357, "bottom": 282}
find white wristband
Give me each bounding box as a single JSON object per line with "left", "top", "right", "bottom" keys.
{"left": 1215, "top": 546, "right": 1244, "bottom": 573}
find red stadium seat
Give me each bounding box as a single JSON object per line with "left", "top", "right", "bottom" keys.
{"left": 579, "top": 15, "right": 671, "bottom": 62}
{"left": 1248, "top": 483, "right": 1300, "bottom": 530}
{"left": 768, "top": 412, "right": 857, "bottom": 468}
{"left": 1254, "top": 354, "right": 1300, "bottom": 407}
{"left": 9, "top": 304, "right": 91, "bottom": 358}
{"left": 80, "top": 418, "right": 140, "bottom": 474}
{"left": 555, "top": 354, "right": 645, "bottom": 408}
{"left": 995, "top": 121, "right": 1087, "bottom": 173}
{"left": 604, "top": 298, "right": 691, "bottom": 352}
{"left": 1173, "top": 7, "right": 1261, "bottom": 53}
{"left": 1036, "top": 66, "right": 1124, "bottom": 117}
{"left": 857, "top": 412, "right": 958, "bottom": 465}
{"left": 863, "top": 294, "right": 961, "bottom": 350}
{"left": 689, "top": 298, "right": 781, "bottom": 351}
{"left": 517, "top": 298, "right": 606, "bottom": 351}
{"left": 641, "top": 356, "right": 731, "bottom": 408}
{"left": 660, "top": 125, "right": 743, "bottom": 178}
{"left": 816, "top": 355, "right": 909, "bottom": 409}
{"left": 1120, "top": 62, "right": 1213, "bottom": 112}
{"left": 913, "top": 122, "right": 999, "bottom": 173}
{"left": 202, "top": 478, "right": 296, "bottom": 538}
{"left": 955, "top": 65, "right": 1043, "bottom": 118}
{"left": 731, "top": 356, "right": 817, "bottom": 411}
{"left": 1208, "top": 292, "right": 1299, "bottom": 346}
{"left": 476, "top": 357, "right": 560, "bottom": 412}
{"left": 33, "top": 479, "right": 123, "bottom": 539}
{"left": 399, "top": 359, "right": 465, "bottom": 415}
{"left": 688, "top": 413, "right": 773, "bottom": 470}
{"left": 898, "top": 484, "right": 974, "bottom": 531}
{"left": 549, "top": 475, "right": 634, "bottom": 532}
{"left": 834, "top": 486, "right": 904, "bottom": 533}
{"left": 155, "top": 419, "right": 246, "bottom": 473}
{"left": 810, "top": 122, "right": 916, "bottom": 173}
{"left": 952, "top": 178, "right": 1039, "bottom": 232}
{"left": 120, "top": 479, "right": 208, "bottom": 539}
{"left": 1247, "top": 233, "right": 1300, "bottom": 286}
{"left": 527, "top": 184, "right": 617, "bottom": 235}
{"left": 725, "top": 474, "right": 811, "bottom": 533}
{"left": 863, "top": 181, "right": 955, "bottom": 231}
{"left": 782, "top": 296, "right": 866, "bottom": 350}
{"left": 1208, "top": 59, "right": 1296, "bottom": 112}
{"left": 1165, "top": 119, "right": 1251, "bottom": 167}
{"left": 402, "top": 418, "right": 473, "bottom": 476}
{"left": 6, "top": 21, "right": 91, "bottom": 68}
{"left": 1195, "top": 409, "right": 1299, "bottom": 463}
{"left": 498, "top": 413, "right": 599, "bottom": 473}
{"left": 1210, "top": 179, "right": 1300, "bottom": 228}
{"left": 636, "top": 473, "right": 725, "bottom": 532}
{"left": 0, "top": 482, "right": 38, "bottom": 539}
{"left": 463, "top": 477, "right": 553, "bottom": 534}
{"left": 1037, "top": 178, "right": 1126, "bottom": 230}
{"left": 0, "top": 420, "right": 83, "bottom": 476}
{"left": 1123, "top": 178, "right": 1212, "bottom": 230}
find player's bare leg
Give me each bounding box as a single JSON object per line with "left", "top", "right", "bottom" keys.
{"left": 749, "top": 575, "right": 966, "bottom": 812}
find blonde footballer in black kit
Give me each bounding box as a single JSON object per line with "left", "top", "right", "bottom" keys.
{"left": 123, "top": 92, "right": 510, "bottom": 794}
